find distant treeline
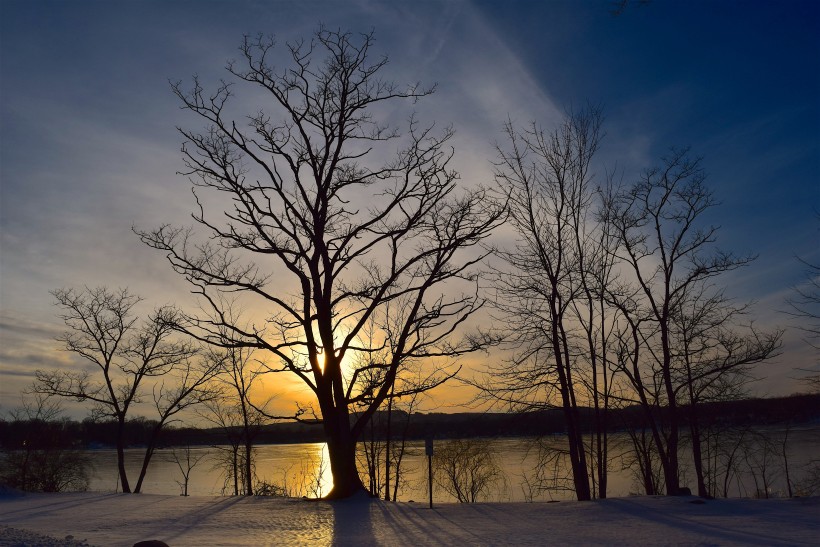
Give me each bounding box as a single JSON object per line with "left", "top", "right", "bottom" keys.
{"left": 2, "top": 393, "right": 818, "bottom": 451}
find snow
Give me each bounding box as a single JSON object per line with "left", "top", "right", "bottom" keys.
{"left": 1, "top": 491, "right": 817, "bottom": 546}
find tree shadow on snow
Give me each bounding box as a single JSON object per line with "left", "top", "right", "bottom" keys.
{"left": 329, "top": 495, "right": 379, "bottom": 545}
{"left": 604, "top": 498, "right": 800, "bottom": 546}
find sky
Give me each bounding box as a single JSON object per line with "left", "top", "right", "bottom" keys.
{"left": 1, "top": 0, "right": 818, "bottom": 419}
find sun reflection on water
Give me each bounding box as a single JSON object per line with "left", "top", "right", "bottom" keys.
{"left": 314, "top": 442, "right": 333, "bottom": 498}
{"left": 297, "top": 442, "right": 333, "bottom": 498}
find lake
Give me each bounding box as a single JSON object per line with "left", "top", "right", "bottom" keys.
{"left": 85, "top": 427, "right": 820, "bottom": 502}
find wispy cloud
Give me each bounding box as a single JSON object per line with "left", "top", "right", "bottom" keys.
{"left": 1, "top": 0, "right": 817, "bottom": 415}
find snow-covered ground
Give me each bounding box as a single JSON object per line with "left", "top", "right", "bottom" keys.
{"left": 1, "top": 491, "right": 817, "bottom": 546}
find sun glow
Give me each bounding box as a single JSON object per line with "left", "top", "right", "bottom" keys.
{"left": 315, "top": 344, "right": 351, "bottom": 377}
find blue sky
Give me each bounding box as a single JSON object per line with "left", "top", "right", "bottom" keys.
{"left": 1, "top": 0, "right": 818, "bottom": 415}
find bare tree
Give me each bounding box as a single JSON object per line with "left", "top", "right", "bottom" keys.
{"left": 357, "top": 368, "right": 424, "bottom": 501}
{"left": 480, "top": 107, "right": 608, "bottom": 500}
{"left": 706, "top": 423, "right": 750, "bottom": 498}
{"left": 382, "top": 381, "right": 423, "bottom": 502}
{"left": 138, "top": 27, "right": 504, "bottom": 498}
{"left": 199, "top": 384, "right": 265, "bottom": 497}
{"left": 0, "top": 394, "right": 91, "bottom": 493}
{"left": 209, "top": 345, "right": 267, "bottom": 496}
{"left": 433, "top": 438, "right": 504, "bottom": 503}
{"left": 3, "top": 394, "right": 62, "bottom": 492}
{"left": 132, "top": 349, "right": 221, "bottom": 493}
{"left": 204, "top": 409, "right": 250, "bottom": 496}
{"left": 32, "top": 286, "right": 206, "bottom": 493}
{"left": 604, "top": 149, "right": 781, "bottom": 495}
{"left": 621, "top": 422, "right": 664, "bottom": 495}
{"left": 168, "top": 445, "right": 208, "bottom": 496}
{"left": 352, "top": 313, "right": 439, "bottom": 500}
{"left": 796, "top": 455, "right": 820, "bottom": 496}
{"left": 670, "top": 285, "right": 781, "bottom": 497}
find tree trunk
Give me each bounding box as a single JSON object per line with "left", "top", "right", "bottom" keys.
{"left": 243, "top": 437, "right": 253, "bottom": 496}
{"left": 564, "top": 405, "right": 591, "bottom": 500}
{"left": 134, "top": 422, "right": 165, "bottom": 493}
{"left": 595, "top": 407, "right": 609, "bottom": 499}
{"left": 556, "top": 365, "right": 591, "bottom": 500}
{"left": 323, "top": 408, "right": 366, "bottom": 499}
{"left": 689, "top": 416, "right": 708, "bottom": 497}
{"left": 241, "top": 399, "right": 254, "bottom": 496}
{"left": 116, "top": 417, "right": 131, "bottom": 493}
{"left": 384, "top": 390, "right": 393, "bottom": 501}
{"left": 655, "top": 408, "right": 680, "bottom": 495}
{"left": 683, "top": 350, "right": 707, "bottom": 498}
{"left": 660, "top": 321, "right": 681, "bottom": 495}
{"left": 782, "top": 428, "right": 793, "bottom": 498}
{"left": 20, "top": 446, "right": 31, "bottom": 491}
{"left": 640, "top": 440, "right": 657, "bottom": 495}
{"left": 558, "top": 394, "right": 592, "bottom": 500}
{"left": 637, "top": 403, "right": 669, "bottom": 495}
{"left": 552, "top": 299, "right": 591, "bottom": 502}
{"left": 661, "top": 425, "right": 681, "bottom": 494}
{"left": 232, "top": 445, "right": 239, "bottom": 496}
{"left": 589, "top": 339, "right": 608, "bottom": 499}
{"left": 598, "top": 364, "right": 610, "bottom": 499}
{"left": 392, "top": 405, "right": 413, "bottom": 502}
{"left": 133, "top": 447, "right": 155, "bottom": 494}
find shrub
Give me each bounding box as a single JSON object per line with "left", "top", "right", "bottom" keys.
{"left": 433, "top": 439, "right": 504, "bottom": 503}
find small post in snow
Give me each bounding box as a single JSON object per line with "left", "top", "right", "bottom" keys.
{"left": 425, "top": 436, "right": 434, "bottom": 508}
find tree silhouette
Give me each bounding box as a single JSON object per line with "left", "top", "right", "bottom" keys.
{"left": 33, "top": 287, "right": 215, "bottom": 493}
{"left": 479, "top": 107, "right": 609, "bottom": 500}
{"left": 604, "top": 149, "right": 781, "bottom": 495}
{"left": 138, "top": 27, "right": 504, "bottom": 498}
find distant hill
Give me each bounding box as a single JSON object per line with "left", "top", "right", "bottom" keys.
{"left": 150, "top": 392, "right": 820, "bottom": 447}
{"left": 2, "top": 393, "right": 818, "bottom": 449}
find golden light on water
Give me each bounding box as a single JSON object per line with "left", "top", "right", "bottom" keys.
{"left": 303, "top": 442, "right": 333, "bottom": 498}
{"left": 317, "top": 442, "right": 333, "bottom": 497}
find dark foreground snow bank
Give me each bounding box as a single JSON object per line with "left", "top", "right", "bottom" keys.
{"left": 1, "top": 492, "right": 818, "bottom": 546}
{"left": 0, "top": 525, "right": 93, "bottom": 547}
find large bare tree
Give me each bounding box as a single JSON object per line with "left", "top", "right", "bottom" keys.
{"left": 138, "top": 28, "right": 504, "bottom": 498}
{"left": 33, "top": 287, "right": 214, "bottom": 493}
{"left": 604, "top": 149, "right": 781, "bottom": 495}
{"left": 480, "top": 107, "right": 610, "bottom": 501}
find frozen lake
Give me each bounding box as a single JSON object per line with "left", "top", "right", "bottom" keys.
{"left": 85, "top": 426, "right": 820, "bottom": 501}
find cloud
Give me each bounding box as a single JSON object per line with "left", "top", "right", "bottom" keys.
{"left": 2, "top": 0, "right": 816, "bottom": 414}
